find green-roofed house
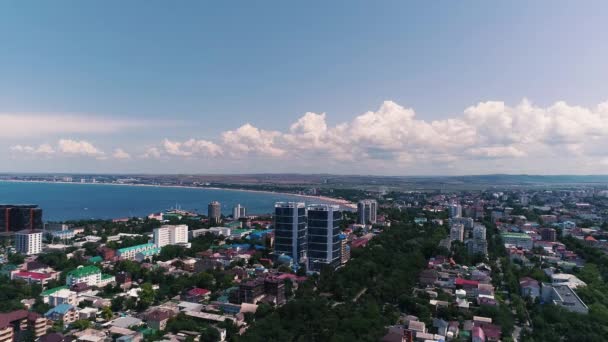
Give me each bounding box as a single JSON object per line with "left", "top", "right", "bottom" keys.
{"left": 41, "top": 285, "right": 69, "bottom": 303}
{"left": 134, "top": 247, "right": 161, "bottom": 262}
{"left": 88, "top": 256, "right": 103, "bottom": 263}
{"left": 117, "top": 243, "right": 156, "bottom": 260}
{"left": 501, "top": 232, "right": 533, "bottom": 250}
{"left": 66, "top": 265, "right": 102, "bottom": 287}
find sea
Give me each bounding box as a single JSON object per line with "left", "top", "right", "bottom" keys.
{"left": 0, "top": 181, "right": 340, "bottom": 222}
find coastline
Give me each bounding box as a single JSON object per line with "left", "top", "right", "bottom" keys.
{"left": 0, "top": 179, "right": 356, "bottom": 209}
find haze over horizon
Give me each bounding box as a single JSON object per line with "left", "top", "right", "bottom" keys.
{"left": 2, "top": 1, "right": 608, "bottom": 175}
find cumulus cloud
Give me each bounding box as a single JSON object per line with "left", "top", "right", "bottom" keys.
{"left": 112, "top": 148, "right": 131, "bottom": 159}
{"left": 141, "top": 147, "right": 162, "bottom": 159}
{"left": 222, "top": 124, "right": 285, "bottom": 157}
{"left": 58, "top": 139, "right": 105, "bottom": 157}
{"left": 162, "top": 138, "right": 223, "bottom": 157}
{"left": 9, "top": 99, "right": 608, "bottom": 174}
{"left": 10, "top": 143, "right": 55, "bottom": 155}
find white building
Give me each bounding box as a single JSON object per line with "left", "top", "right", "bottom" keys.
{"left": 450, "top": 224, "right": 464, "bottom": 242}
{"left": 189, "top": 227, "right": 232, "bottom": 239}
{"left": 48, "top": 289, "right": 78, "bottom": 307}
{"left": 233, "top": 204, "right": 247, "bottom": 219}
{"left": 15, "top": 230, "right": 43, "bottom": 255}
{"left": 473, "top": 225, "right": 486, "bottom": 240}
{"left": 66, "top": 266, "right": 102, "bottom": 287}
{"left": 357, "top": 200, "right": 377, "bottom": 225}
{"left": 153, "top": 225, "right": 189, "bottom": 248}
{"left": 448, "top": 204, "right": 462, "bottom": 218}
{"left": 117, "top": 243, "right": 159, "bottom": 260}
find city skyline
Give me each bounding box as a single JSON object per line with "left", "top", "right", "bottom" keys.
{"left": 2, "top": 1, "right": 608, "bottom": 175}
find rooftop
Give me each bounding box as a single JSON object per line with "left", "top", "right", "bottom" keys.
{"left": 118, "top": 243, "right": 155, "bottom": 253}
{"left": 67, "top": 265, "right": 101, "bottom": 278}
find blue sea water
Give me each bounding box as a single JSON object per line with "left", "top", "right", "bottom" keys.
{"left": 0, "top": 181, "right": 338, "bottom": 221}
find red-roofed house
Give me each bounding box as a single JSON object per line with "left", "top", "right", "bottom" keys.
{"left": 184, "top": 288, "right": 211, "bottom": 303}
{"left": 11, "top": 271, "right": 58, "bottom": 287}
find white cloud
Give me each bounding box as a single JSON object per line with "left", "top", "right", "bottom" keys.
{"left": 10, "top": 143, "right": 55, "bottom": 155}
{"left": 58, "top": 139, "right": 105, "bottom": 157}
{"left": 9, "top": 98, "right": 608, "bottom": 174}
{"left": 162, "top": 138, "right": 223, "bottom": 157}
{"left": 112, "top": 148, "right": 131, "bottom": 159}
{"left": 222, "top": 124, "right": 285, "bottom": 157}
{"left": 141, "top": 147, "right": 162, "bottom": 159}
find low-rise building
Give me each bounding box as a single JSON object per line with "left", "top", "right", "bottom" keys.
{"left": 0, "top": 310, "right": 46, "bottom": 342}
{"left": 501, "top": 232, "right": 533, "bottom": 250}
{"left": 117, "top": 243, "right": 158, "bottom": 260}
{"left": 66, "top": 265, "right": 101, "bottom": 287}
{"left": 45, "top": 304, "right": 78, "bottom": 323}
{"left": 541, "top": 283, "right": 588, "bottom": 314}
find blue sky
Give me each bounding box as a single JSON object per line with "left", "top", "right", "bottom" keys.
{"left": 2, "top": 1, "right": 608, "bottom": 175}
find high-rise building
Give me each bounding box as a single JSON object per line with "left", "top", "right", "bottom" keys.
{"left": 340, "top": 235, "right": 350, "bottom": 264}
{"left": 153, "top": 224, "right": 189, "bottom": 248}
{"left": 449, "top": 217, "right": 475, "bottom": 230}
{"left": 307, "top": 204, "right": 342, "bottom": 271}
{"left": 208, "top": 201, "right": 222, "bottom": 225}
{"left": 15, "top": 230, "right": 42, "bottom": 255}
{"left": 273, "top": 202, "right": 307, "bottom": 267}
{"left": 450, "top": 223, "right": 464, "bottom": 242}
{"left": 540, "top": 228, "right": 557, "bottom": 242}
{"left": 473, "top": 224, "right": 487, "bottom": 240}
{"left": 0, "top": 205, "right": 43, "bottom": 233}
{"left": 448, "top": 204, "right": 462, "bottom": 218}
{"left": 357, "top": 200, "right": 377, "bottom": 225}
{"left": 232, "top": 204, "right": 247, "bottom": 219}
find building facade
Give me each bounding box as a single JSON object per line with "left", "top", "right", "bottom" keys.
{"left": 0, "top": 205, "right": 43, "bottom": 233}
{"left": 232, "top": 204, "right": 246, "bottom": 219}
{"left": 117, "top": 243, "right": 158, "bottom": 260}
{"left": 450, "top": 224, "right": 465, "bottom": 242}
{"left": 153, "top": 224, "right": 189, "bottom": 248}
{"left": 449, "top": 204, "right": 462, "bottom": 218}
{"left": 15, "top": 230, "right": 42, "bottom": 255}
{"left": 274, "top": 202, "right": 307, "bottom": 267}
{"left": 307, "top": 204, "right": 342, "bottom": 271}
{"left": 66, "top": 266, "right": 102, "bottom": 287}
{"left": 208, "top": 201, "right": 222, "bottom": 225}
{"left": 357, "top": 200, "right": 377, "bottom": 225}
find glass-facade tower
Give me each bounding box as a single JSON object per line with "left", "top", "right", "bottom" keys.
{"left": 274, "top": 202, "right": 307, "bottom": 266}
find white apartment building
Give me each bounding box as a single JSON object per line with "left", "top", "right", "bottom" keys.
{"left": 66, "top": 266, "right": 102, "bottom": 287}
{"left": 450, "top": 224, "right": 465, "bottom": 242}
{"left": 233, "top": 204, "right": 247, "bottom": 219}
{"left": 153, "top": 224, "right": 189, "bottom": 248}
{"left": 48, "top": 289, "right": 78, "bottom": 307}
{"left": 15, "top": 230, "right": 43, "bottom": 255}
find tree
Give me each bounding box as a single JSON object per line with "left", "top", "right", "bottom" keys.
{"left": 72, "top": 319, "right": 92, "bottom": 330}
{"left": 138, "top": 283, "right": 156, "bottom": 309}
{"left": 101, "top": 306, "right": 113, "bottom": 320}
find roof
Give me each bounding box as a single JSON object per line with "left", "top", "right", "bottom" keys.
{"left": 137, "top": 247, "right": 161, "bottom": 256}
{"left": 46, "top": 304, "right": 75, "bottom": 316}
{"left": 67, "top": 265, "right": 100, "bottom": 278}
{"left": 455, "top": 278, "right": 479, "bottom": 286}
{"left": 187, "top": 288, "right": 211, "bottom": 296}
{"left": 520, "top": 277, "right": 540, "bottom": 288}
{"left": 147, "top": 310, "right": 172, "bottom": 322}
{"left": 42, "top": 286, "right": 69, "bottom": 296}
{"left": 501, "top": 232, "right": 532, "bottom": 239}
{"left": 0, "top": 310, "right": 30, "bottom": 329}
{"left": 117, "top": 243, "right": 155, "bottom": 254}
{"left": 13, "top": 271, "right": 51, "bottom": 280}
{"left": 88, "top": 256, "right": 103, "bottom": 263}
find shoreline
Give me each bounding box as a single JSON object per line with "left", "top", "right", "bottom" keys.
{"left": 0, "top": 179, "right": 356, "bottom": 209}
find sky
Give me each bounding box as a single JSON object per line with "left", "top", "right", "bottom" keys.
{"left": 1, "top": 1, "right": 608, "bottom": 175}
